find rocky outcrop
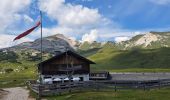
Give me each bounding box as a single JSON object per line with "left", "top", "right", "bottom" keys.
{"left": 134, "top": 33, "right": 161, "bottom": 47}
{"left": 121, "top": 32, "right": 170, "bottom": 49}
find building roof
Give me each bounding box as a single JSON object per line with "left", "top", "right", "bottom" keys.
{"left": 38, "top": 50, "right": 95, "bottom": 66}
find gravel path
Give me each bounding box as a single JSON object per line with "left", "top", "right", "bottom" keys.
{"left": 0, "top": 89, "right": 8, "bottom": 100}
{"left": 1, "top": 87, "right": 35, "bottom": 100}
{"left": 110, "top": 72, "right": 170, "bottom": 81}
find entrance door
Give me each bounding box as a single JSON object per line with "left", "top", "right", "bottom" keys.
{"left": 79, "top": 77, "right": 83, "bottom": 81}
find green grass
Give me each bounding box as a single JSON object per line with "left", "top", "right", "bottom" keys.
{"left": 0, "top": 61, "right": 38, "bottom": 88}
{"left": 87, "top": 47, "right": 170, "bottom": 71}
{"left": 0, "top": 47, "right": 170, "bottom": 88}
{"left": 78, "top": 48, "right": 101, "bottom": 57}
{"left": 44, "top": 87, "right": 170, "bottom": 100}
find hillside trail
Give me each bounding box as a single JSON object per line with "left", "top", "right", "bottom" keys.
{"left": 1, "top": 87, "right": 35, "bottom": 100}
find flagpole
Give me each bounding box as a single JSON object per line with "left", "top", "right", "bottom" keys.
{"left": 40, "top": 11, "right": 43, "bottom": 63}
{"left": 39, "top": 10, "right": 43, "bottom": 100}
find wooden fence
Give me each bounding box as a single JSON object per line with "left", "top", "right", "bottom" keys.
{"left": 27, "top": 79, "right": 170, "bottom": 96}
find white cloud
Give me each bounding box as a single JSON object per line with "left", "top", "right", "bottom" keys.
{"left": 0, "top": 0, "right": 31, "bottom": 32}
{"left": 37, "top": 0, "right": 120, "bottom": 43}
{"left": 0, "top": 0, "right": 145, "bottom": 49}
{"left": 23, "top": 14, "right": 34, "bottom": 23}
{"left": 38, "top": 0, "right": 107, "bottom": 27}
{"left": 149, "top": 0, "right": 170, "bottom": 5}
{"left": 0, "top": 0, "right": 33, "bottom": 48}
{"left": 114, "top": 36, "right": 130, "bottom": 43}
{"left": 81, "top": 29, "right": 98, "bottom": 43}
{"left": 0, "top": 34, "right": 33, "bottom": 49}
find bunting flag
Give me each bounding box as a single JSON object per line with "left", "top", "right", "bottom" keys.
{"left": 13, "top": 21, "right": 41, "bottom": 41}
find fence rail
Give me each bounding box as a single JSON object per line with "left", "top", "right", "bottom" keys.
{"left": 27, "top": 79, "right": 170, "bottom": 96}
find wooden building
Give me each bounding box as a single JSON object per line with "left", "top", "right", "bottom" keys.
{"left": 38, "top": 50, "right": 95, "bottom": 84}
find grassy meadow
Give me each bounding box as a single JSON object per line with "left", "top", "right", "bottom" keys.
{"left": 87, "top": 46, "right": 170, "bottom": 71}
{"left": 0, "top": 47, "right": 170, "bottom": 100}
{"left": 44, "top": 87, "right": 170, "bottom": 100}
{"left": 0, "top": 47, "right": 170, "bottom": 88}
{"left": 0, "top": 61, "right": 37, "bottom": 88}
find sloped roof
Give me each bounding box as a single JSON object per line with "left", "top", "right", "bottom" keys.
{"left": 38, "top": 50, "right": 95, "bottom": 66}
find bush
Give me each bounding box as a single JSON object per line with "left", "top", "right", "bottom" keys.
{"left": 0, "top": 51, "right": 18, "bottom": 62}
{"left": 4, "top": 68, "right": 13, "bottom": 73}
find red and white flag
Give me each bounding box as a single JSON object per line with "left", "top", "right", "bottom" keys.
{"left": 13, "top": 21, "right": 41, "bottom": 41}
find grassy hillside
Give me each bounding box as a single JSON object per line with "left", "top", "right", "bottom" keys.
{"left": 0, "top": 45, "right": 170, "bottom": 87}
{"left": 0, "top": 60, "right": 37, "bottom": 88}
{"left": 79, "top": 41, "right": 101, "bottom": 50}
{"left": 0, "top": 50, "right": 39, "bottom": 88}
{"left": 86, "top": 47, "right": 170, "bottom": 71}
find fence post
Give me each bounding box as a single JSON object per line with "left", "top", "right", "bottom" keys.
{"left": 143, "top": 83, "right": 146, "bottom": 91}
{"left": 58, "top": 86, "right": 61, "bottom": 96}
{"left": 159, "top": 79, "right": 161, "bottom": 90}
{"left": 38, "top": 84, "right": 42, "bottom": 100}
{"left": 114, "top": 81, "right": 117, "bottom": 92}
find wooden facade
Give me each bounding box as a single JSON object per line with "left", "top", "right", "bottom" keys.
{"left": 38, "top": 50, "right": 95, "bottom": 75}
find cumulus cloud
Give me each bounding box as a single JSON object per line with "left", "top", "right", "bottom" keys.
{"left": 0, "top": 0, "right": 31, "bottom": 32}
{"left": 0, "top": 0, "right": 37, "bottom": 49}
{"left": 23, "top": 14, "right": 34, "bottom": 23}
{"left": 38, "top": 0, "right": 108, "bottom": 27}
{"left": 36, "top": 0, "right": 117, "bottom": 43}
{"left": 149, "top": 0, "right": 170, "bottom": 5}
{"left": 0, "top": 34, "right": 33, "bottom": 48}
{"left": 0, "top": 0, "right": 138, "bottom": 48}
{"left": 114, "top": 36, "right": 130, "bottom": 43}
{"left": 81, "top": 29, "right": 98, "bottom": 43}
{"left": 0, "top": 0, "right": 33, "bottom": 48}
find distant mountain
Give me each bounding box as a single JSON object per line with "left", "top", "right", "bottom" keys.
{"left": 78, "top": 31, "right": 170, "bottom": 51}
{"left": 118, "top": 32, "right": 170, "bottom": 49}
{"left": 0, "top": 32, "right": 170, "bottom": 71}
{"left": 3, "top": 34, "right": 78, "bottom": 54}
{"left": 2, "top": 31, "right": 170, "bottom": 54}
{"left": 0, "top": 31, "right": 169, "bottom": 60}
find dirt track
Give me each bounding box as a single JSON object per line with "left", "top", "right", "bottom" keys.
{"left": 0, "top": 87, "right": 34, "bottom": 100}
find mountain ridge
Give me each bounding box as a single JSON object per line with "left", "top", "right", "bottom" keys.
{"left": 0, "top": 31, "right": 170, "bottom": 73}
{"left": 1, "top": 31, "right": 170, "bottom": 53}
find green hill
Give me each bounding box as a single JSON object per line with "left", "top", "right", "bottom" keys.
{"left": 85, "top": 47, "right": 170, "bottom": 71}
{"left": 78, "top": 41, "right": 102, "bottom": 50}
{"left": 1, "top": 33, "right": 170, "bottom": 88}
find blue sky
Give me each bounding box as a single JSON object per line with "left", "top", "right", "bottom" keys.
{"left": 69, "top": 0, "right": 170, "bottom": 30}
{"left": 0, "top": 0, "right": 170, "bottom": 48}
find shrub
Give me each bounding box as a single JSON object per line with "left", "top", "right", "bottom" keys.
{"left": 4, "top": 68, "right": 13, "bottom": 73}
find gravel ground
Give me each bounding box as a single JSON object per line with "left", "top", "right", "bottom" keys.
{"left": 110, "top": 72, "right": 170, "bottom": 81}
{"left": 0, "top": 89, "right": 8, "bottom": 100}
{"left": 1, "top": 87, "right": 35, "bottom": 100}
